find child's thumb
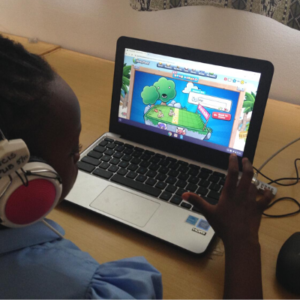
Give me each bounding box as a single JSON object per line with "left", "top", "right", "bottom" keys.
{"left": 182, "top": 192, "right": 214, "bottom": 219}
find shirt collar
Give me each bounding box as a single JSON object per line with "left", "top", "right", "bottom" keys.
{"left": 0, "top": 219, "right": 64, "bottom": 255}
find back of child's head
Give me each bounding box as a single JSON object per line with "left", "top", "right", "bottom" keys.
{"left": 0, "top": 35, "right": 55, "bottom": 141}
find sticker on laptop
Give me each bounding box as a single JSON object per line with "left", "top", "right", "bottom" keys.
{"left": 196, "top": 219, "right": 210, "bottom": 231}
{"left": 185, "top": 215, "right": 199, "bottom": 226}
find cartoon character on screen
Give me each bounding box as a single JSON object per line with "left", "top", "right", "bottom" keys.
{"left": 141, "top": 77, "right": 176, "bottom": 106}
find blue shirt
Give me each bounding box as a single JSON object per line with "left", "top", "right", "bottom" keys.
{"left": 0, "top": 220, "right": 163, "bottom": 299}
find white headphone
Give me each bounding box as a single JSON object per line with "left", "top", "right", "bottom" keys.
{"left": 0, "top": 130, "right": 62, "bottom": 228}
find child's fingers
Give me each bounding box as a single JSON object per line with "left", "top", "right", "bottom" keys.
{"left": 182, "top": 192, "right": 214, "bottom": 220}
{"left": 257, "top": 189, "right": 273, "bottom": 211}
{"left": 237, "top": 158, "right": 254, "bottom": 200}
{"left": 221, "top": 154, "right": 239, "bottom": 200}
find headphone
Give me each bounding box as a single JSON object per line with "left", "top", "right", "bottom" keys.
{"left": 0, "top": 129, "right": 62, "bottom": 228}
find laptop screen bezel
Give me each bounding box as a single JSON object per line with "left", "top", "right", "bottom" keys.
{"left": 109, "top": 36, "right": 274, "bottom": 171}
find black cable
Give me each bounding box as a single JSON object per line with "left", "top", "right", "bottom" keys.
{"left": 263, "top": 197, "right": 300, "bottom": 218}
{"left": 253, "top": 158, "right": 300, "bottom": 218}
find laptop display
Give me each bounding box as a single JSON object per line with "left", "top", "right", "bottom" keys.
{"left": 118, "top": 49, "right": 262, "bottom": 157}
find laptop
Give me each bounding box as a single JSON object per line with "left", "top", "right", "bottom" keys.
{"left": 66, "top": 36, "right": 274, "bottom": 254}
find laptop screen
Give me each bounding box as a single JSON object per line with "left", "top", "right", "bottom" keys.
{"left": 117, "top": 48, "right": 262, "bottom": 157}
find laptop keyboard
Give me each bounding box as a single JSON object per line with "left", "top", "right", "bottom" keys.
{"left": 77, "top": 138, "right": 226, "bottom": 214}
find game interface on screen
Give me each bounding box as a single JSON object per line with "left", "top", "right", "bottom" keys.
{"left": 118, "top": 49, "right": 260, "bottom": 156}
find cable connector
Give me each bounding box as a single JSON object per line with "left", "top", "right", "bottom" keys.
{"left": 252, "top": 176, "right": 277, "bottom": 196}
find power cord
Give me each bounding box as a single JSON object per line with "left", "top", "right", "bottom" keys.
{"left": 254, "top": 153, "right": 300, "bottom": 218}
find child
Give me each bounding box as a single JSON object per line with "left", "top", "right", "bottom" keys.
{"left": 0, "top": 35, "right": 273, "bottom": 299}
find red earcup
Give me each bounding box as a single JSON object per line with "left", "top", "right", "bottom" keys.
{"left": 4, "top": 179, "right": 57, "bottom": 225}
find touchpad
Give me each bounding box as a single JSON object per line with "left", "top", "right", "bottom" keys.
{"left": 90, "top": 186, "right": 160, "bottom": 227}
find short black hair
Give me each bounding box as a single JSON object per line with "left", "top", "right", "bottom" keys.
{"left": 0, "top": 34, "right": 55, "bottom": 140}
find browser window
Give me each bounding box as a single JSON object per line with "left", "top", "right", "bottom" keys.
{"left": 118, "top": 48, "right": 262, "bottom": 157}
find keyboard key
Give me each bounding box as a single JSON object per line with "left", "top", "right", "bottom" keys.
{"left": 94, "top": 146, "right": 106, "bottom": 153}
{"left": 111, "top": 174, "right": 161, "bottom": 197}
{"left": 155, "top": 181, "right": 167, "bottom": 190}
{"left": 210, "top": 183, "right": 221, "bottom": 191}
{"left": 176, "top": 188, "right": 187, "bottom": 196}
{"left": 99, "top": 162, "right": 110, "bottom": 169}
{"left": 110, "top": 158, "right": 120, "bottom": 165}
{"left": 93, "top": 168, "right": 113, "bottom": 179}
{"left": 178, "top": 173, "right": 189, "bottom": 181}
{"left": 99, "top": 141, "right": 108, "bottom": 147}
{"left": 156, "top": 173, "right": 167, "bottom": 181}
{"left": 117, "top": 168, "right": 128, "bottom": 176}
{"left": 145, "top": 178, "right": 157, "bottom": 186}
{"left": 188, "top": 176, "right": 199, "bottom": 184}
{"left": 106, "top": 143, "right": 117, "bottom": 149}
{"left": 188, "top": 169, "right": 199, "bottom": 176}
{"left": 150, "top": 157, "right": 160, "bottom": 164}
{"left": 104, "top": 149, "right": 114, "bottom": 156}
{"left": 199, "top": 179, "right": 210, "bottom": 188}
{"left": 220, "top": 178, "right": 226, "bottom": 186}
{"left": 145, "top": 150, "right": 155, "bottom": 155}
{"left": 140, "top": 160, "right": 150, "bottom": 168}
{"left": 155, "top": 153, "right": 165, "bottom": 159}
{"left": 189, "top": 164, "right": 200, "bottom": 170}
{"left": 209, "top": 175, "right": 220, "bottom": 183}
{"left": 128, "top": 164, "right": 138, "bottom": 171}
{"left": 114, "top": 141, "right": 124, "bottom": 146}
{"left": 124, "top": 148, "right": 133, "bottom": 155}
{"left": 141, "top": 154, "right": 151, "bottom": 161}
{"left": 196, "top": 187, "right": 208, "bottom": 196}
{"left": 126, "top": 171, "right": 137, "bottom": 179}
{"left": 124, "top": 144, "right": 134, "bottom": 149}
{"left": 186, "top": 183, "right": 197, "bottom": 192}
{"left": 213, "top": 171, "right": 226, "bottom": 178}
{"left": 146, "top": 170, "right": 157, "bottom": 178}
{"left": 101, "top": 155, "right": 111, "bottom": 162}
{"left": 159, "top": 160, "right": 170, "bottom": 167}
{"left": 176, "top": 180, "right": 187, "bottom": 188}
{"left": 77, "top": 161, "right": 95, "bottom": 173}
{"left": 113, "top": 152, "right": 123, "bottom": 159}
{"left": 134, "top": 146, "right": 144, "bottom": 152}
{"left": 168, "top": 170, "right": 179, "bottom": 177}
{"left": 181, "top": 202, "right": 192, "bottom": 210}
{"left": 136, "top": 175, "right": 147, "bottom": 182}
{"left": 198, "top": 172, "right": 210, "bottom": 179}
{"left": 137, "top": 167, "right": 147, "bottom": 175}
{"left": 115, "top": 145, "right": 125, "bottom": 152}
{"left": 82, "top": 157, "right": 100, "bottom": 166}
{"left": 201, "top": 168, "right": 213, "bottom": 174}
{"left": 158, "top": 166, "right": 169, "bottom": 174}
{"left": 104, "top": 138, "right": 114, "bottom": 142}
{"left": 178, "top": 160, "right": 188, "bottom": 166}
{"left": 119, "top": 161, "right": 129, "bottom": 168}
{"left": 108, "top": 165, "right": 118, "bottom": 172}
{"left": 160, "top": 191, "right": 172, "bottom": 201}
{"left": 132, "top": 151, "right": 142, "bottom": 158}
{"left": 122, "top": 154, "right": 132, "bottom": 162}
{"left": 170, "top": 195, "right": 182, "bottom": 205}
{"left": 166, "top": 184, "right": 177, "bottom": 193}
{"left": 169, "top": 163, "right": 180, "bottom": 170}
{"left": 178, "top": 165, "right": 189, "bottom": 173}
{"left": 166, "top": 176, "right": 177, "bottom": 185}
{"left": 131, "top": 158, "right": 141, "bottom": 165}
{"left": 87, "top": 151, "right": 102, "bottom": 159}
{"left": 149, "top": 164, "right": 160, "bottom": 171}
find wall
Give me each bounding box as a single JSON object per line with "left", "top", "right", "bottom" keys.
{"left": 0, "top": 0, "right": 299, "bottom": 104}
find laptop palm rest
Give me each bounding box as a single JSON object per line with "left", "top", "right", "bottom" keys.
{"left": 90, "top": 186, "right": 160, "bottom": 227}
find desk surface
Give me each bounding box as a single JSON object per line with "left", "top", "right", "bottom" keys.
{"left": 0, "top": 32, "right": 59, "bottom": 55}
{"left": 45, "top": 48, "right": 300, "bottom": 299}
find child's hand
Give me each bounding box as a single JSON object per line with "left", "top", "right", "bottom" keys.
{"left": 182, "top": 154, "right": 273, "bottom": 247}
